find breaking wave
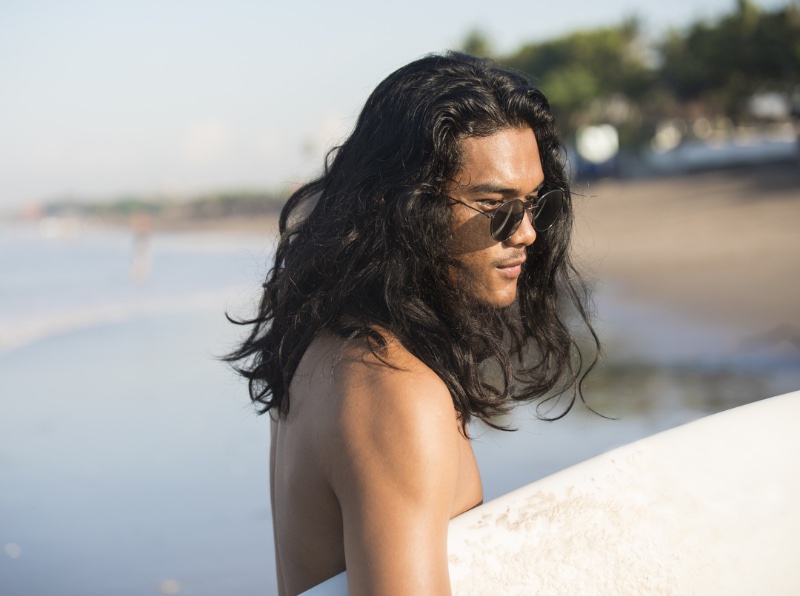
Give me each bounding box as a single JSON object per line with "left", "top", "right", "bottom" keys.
{"left": 0, "top": 287, "right": 248, "bottom": 355}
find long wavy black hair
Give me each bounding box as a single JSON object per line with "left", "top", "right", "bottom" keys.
{"left": 226, "top": 51, "right": 599, "bottom": 431}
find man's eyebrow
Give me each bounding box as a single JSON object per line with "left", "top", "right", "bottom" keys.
{"left": 465, "top": 181, "right": 545, "bottom": 196}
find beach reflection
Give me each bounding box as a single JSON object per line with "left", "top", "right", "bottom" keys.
{"left": 474, "top": 300, "right": 800, "bottom": 501}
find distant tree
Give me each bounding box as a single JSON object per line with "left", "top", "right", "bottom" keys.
{"left": 659, "top": 0, "right": 800, "bottom": 120}
{"left": 460, "top": 1, "right": 800, "bottom": 149}
{"left": 498, "top": 18, "right": 655, "bottom": 142}
{"left": 461, "top": 29, "right": 494, "bottom": 58}
{"left": 41, "top": 189, "right": 290, "bottom": 222}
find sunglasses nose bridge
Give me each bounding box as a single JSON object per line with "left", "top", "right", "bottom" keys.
{"left": 524, "top": 203, "right": 536, "bottom": 223}
{"left": 504, "top": 201, "right": 537, "bottom": 245}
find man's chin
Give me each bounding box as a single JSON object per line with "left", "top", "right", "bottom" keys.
{"left": 452, "top": 268, "right": 519, "bottom": 308}
{"left": 475, "top": 288, "right": 518, "bottom": 310}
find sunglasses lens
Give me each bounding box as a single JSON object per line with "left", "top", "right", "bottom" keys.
{"left": 533, "top": 189, "right": 563, "bottom": 231}
{"left": 491, "top": 199, "right": 524, "bottom": 242}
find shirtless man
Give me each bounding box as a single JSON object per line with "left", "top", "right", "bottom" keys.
{"left": 227, "top": 52, "right": 597, "bottom": 595}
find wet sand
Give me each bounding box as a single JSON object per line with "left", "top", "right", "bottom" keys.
{"left": 572, "top": 160, "right": 800, "bottom": 345}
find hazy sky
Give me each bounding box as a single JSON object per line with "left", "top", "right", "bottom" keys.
{"left": 0, "top": 0, "right": 792, "bottom": 209}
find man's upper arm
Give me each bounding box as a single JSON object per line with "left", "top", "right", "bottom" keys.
{"left": 329, "top": 353, "right": 459, "bottom": 595}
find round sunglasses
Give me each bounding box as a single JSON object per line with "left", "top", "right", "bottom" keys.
{"left": 451, "top": 188, "right": 565, "bottom": 242}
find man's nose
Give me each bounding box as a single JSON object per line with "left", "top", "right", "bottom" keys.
{"left": 505, "top": 212, "right": 536, "bottom": 247}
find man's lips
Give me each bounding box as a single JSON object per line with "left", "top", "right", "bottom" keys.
{"left": 496, "top": 258, "right": 526, "bottom": 277}
{"left": 496, "top": 257, "right": 526, "bottom": 269}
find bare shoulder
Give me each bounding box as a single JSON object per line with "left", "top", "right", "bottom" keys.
{"left": 282, "top": 331, "right": 473, "bottom": 593}
{"left": 330, "top": 333, "right": 461, "bottom": 459}
{"left": 290, "top": 330, "right": 461, "bottom": 458}
{"left": 293, "top": 330, "right": 461, "bottom": 463}
{"left": 318, "top": 332, "right": 460, "bottom": 593}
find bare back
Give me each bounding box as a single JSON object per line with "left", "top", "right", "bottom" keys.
{"left": 270, "top": 332, "right": 483, "bottom": 595}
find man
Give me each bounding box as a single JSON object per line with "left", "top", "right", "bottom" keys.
{"left": 227, "top": 52, "right": 597, "bottom": 595}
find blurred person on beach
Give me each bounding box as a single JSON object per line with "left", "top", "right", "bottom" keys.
{"left": 226, "top": 52, "right": 598, "bottom": 595}
{"left": 129, "top": 212, "right": 152, "bottom": 282}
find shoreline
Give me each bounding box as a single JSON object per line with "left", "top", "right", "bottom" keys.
{"left": 572, "top": 160, "right": 800, "bottom": 343}
{"left": 6, "top": 161, "right": 799, "bottom": 347}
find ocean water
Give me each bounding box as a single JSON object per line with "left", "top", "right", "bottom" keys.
{"left": 1, "top": 221, "right": 798, "bottom": 595}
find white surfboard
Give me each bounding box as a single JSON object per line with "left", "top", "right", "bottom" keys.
{"left": 302, "top": 390, "right": 800, "bottom": 595}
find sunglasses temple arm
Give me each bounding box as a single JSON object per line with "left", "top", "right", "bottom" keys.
{"left": 450, "top": 199, "right": 493, "bottom": 219}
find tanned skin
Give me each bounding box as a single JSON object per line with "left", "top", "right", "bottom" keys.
{"left": 271, "top": 127, "right": 541, "bottom": 595}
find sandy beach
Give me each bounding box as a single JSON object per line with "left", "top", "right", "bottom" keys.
{"left": 572, "top": 160, "right": 800, "bottom": 346}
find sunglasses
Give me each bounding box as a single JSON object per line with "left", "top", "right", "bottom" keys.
{"left": 450, "top": 188, "right": 565, "bottom": 242}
